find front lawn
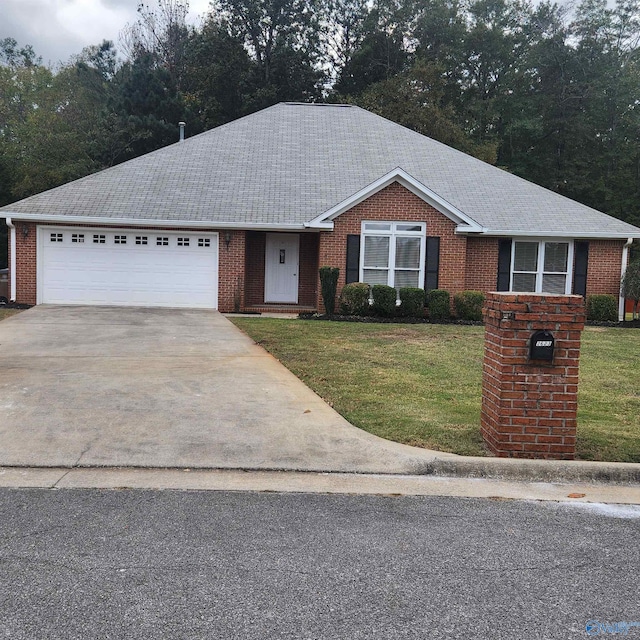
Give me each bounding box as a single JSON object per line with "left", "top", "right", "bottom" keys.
{"left": 0, "top": 309, "right": 22, "bottom": 322}
{"left": 231, "top": 318, "right": 640, "bottom": 462}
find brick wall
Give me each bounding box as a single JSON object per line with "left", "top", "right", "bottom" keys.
{"left": 465, "top": 237, "right": 499, "bottom": 291}
{"left": 585, "top": 239, "right": 626, "bottom": 297}
{"left": 218, "top": 230, "right": 245, "bottom": 312}
{"left": 14, "top": 222, "right": 37, "bottom": 304}
{"left": 318, "top": 182, "right": 468, "bottom": 310}
{"left": 481, "top": 292, "right": 585, "bottom": 460}
{"left": 245, "top": 231, "right": 266, "bottom": 306}
{"left": 11, "top": 222, "right": 244, "bottom": 311}
{"left": 245, "top": 231, "right": 318, "bottom": 308}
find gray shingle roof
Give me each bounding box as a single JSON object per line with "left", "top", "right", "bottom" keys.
{"left": 3, "top": 102, "right": 639, "bottom": 237}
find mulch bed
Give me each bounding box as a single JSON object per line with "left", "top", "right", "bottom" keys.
{"left": 299, "top": 313, "right": 640, "bottom": 328}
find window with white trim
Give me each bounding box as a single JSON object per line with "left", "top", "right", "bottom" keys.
{"left": 360, "top": 221, "right": 425, "bottom": 291}
{"left": 511, "top": 240, "right": 573, "bottom": 294}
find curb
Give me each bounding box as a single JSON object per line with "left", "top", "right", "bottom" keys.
{"left": 424, "top": 456, "right": 640, "bottom": 485}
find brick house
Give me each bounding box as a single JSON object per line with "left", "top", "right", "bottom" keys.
{"left": 2, "top": 103, "right": 639, "bottom": 317}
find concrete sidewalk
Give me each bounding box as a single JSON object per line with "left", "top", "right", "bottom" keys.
{"left": 0, "top": 306, "right": 638, "bottom": 487}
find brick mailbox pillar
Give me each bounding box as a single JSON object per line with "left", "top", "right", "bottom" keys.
{"left": 481, "top": 292, "right": 586, "bottom": 460}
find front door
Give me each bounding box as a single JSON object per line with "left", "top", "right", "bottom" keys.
{"left": 265, "top": 233, "right": 299, "bottom": 303}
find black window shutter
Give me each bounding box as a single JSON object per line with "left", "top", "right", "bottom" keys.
{"left": 573, "top": 241, "right": 589, "bottom": 297}
{"left": 424, "top": 237, "right": 440, "bottom": 291}
{"left": 345, "top": 234, "right": 360, "bottom": 284}
{"left": 497, "top": 239, "right": 512, "bottom": 291}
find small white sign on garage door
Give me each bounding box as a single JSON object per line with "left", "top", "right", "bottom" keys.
{"left": 38, "top": 227, "right": 219, "bottom": 309}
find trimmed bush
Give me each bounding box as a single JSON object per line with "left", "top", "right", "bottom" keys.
{"left": 586, "top": 294, "right": 618, "bottom": 322}
{"left": 427, "top": 289, "right": 450, "bottom": 321}
{"left": 319, "top": 266, "right": 340, "bottom": 316}
{"left": 339, "top": 282, "right": 371, "bottom": 316}
{"left": 371, "top": 284, "right": 397, "bottom": 317}
{"left": 453, "top": 290, "right": 485, "bottom": 321}
{"left": 398, "top": 287, "right": 426, "bottom": 317}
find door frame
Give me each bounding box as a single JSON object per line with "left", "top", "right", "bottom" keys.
{"left": 264, "top": 233, "right": 299, "bottom": 303}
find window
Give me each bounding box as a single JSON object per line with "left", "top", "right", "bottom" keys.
{"left": 156, "top": 237, "right": 169, "bottom": 246}
{"left": 114, "top": 235, "right": 127, "bottom": 245}
{"left": 511, "top": 240, "right": 572, "bottom": 294}
{"left": 135, "top": 236, "right": 148, "bottom": 245}
{"left": 71, "top": 234, "right": 84, "bottom": 243}
{"left": 198, "top": 238, "right": 211, "bottom": 248}
{"left": 361, "top": 221, "right": 425, "bottom": 291}
{"left": 177, "top": 237, "right": 190, "bottom": 247}
{"left": 50, "top": 233, "right": 63, "bottom": 242}
{"left": 93, "top": 234, "right": 106, "bottom": 244}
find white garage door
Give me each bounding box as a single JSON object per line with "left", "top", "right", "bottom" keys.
{"left": 39, "top": 227, "right": 218, "bottom": 308}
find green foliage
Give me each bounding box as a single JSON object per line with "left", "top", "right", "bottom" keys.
{"left": 371, "top": 284, "right": 397, "bottom": 317}
{"left": 453, "top": 290, "right": 485, "bottom": 321}
{"left": 427, "top": 289, "right": 450, "bottom": 321}
{"left": 398, "top": 287, "right": 425, "bottom": 317}
{"left": 622, "top": 260, "right": 640, "bottom": 319}
{"left": 319, "top": 266, "right": 340, "bottom": 316}
{"left": 586, "top": 295, "right": 618, "bottom": 322}
{"left": 1, "top": 0, "right": 640, "bottom": 238}
{"left": 339, "top": 282, "right": 370, "bottom": 316}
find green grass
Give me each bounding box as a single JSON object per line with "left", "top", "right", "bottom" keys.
{"left": 231, "top": 318, "right": 640, "bottom": 462}
{"left": 0, "top": 309, "right": 22, "bottom": 322}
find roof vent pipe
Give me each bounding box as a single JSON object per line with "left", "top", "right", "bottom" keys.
{"left": 179, "top": 121, "right": 185, "bottom": 142}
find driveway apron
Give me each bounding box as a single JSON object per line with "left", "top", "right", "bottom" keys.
{"left": 0, "top": 306, "right": 439, "bottom": 473}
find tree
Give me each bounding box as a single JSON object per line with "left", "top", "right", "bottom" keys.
{"left": 120, "top": 0, "right": 192, "bottom": 90}
{"left": 105, "top": 52, "right": 201, "bottom": 164}
{"left": 182, "top": 20, "right": 252, "bottom": 127}
{"left": 333, "top": 0, "right": 410, "bottom": 96}
{"left": 622, "top": 259, "right": 640, "bottom": 319}
{"left": 353, "top": 61, "right": 497, "bottom": 162}
{"left": 211, "top": 0, "right": 327, "bottom": 105}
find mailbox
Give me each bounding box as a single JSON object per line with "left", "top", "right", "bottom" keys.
{"left": 530, "top": 330, "right": 555, "bottom": 361}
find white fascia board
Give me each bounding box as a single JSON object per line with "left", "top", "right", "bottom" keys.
{"left": 306, "top": 168, "right": 485, "bottom": 233}
{"left": 478, "top": 229, "right": 640, "bottom": 239}
{"left": 2, "top": 212, "right": 309, "bottom": 232}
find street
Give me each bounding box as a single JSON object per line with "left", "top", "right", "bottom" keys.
{"left": 0, "top": 489, "right": 638, "bottom": 639}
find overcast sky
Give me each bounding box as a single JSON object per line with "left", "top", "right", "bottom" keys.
{"left": 2, "top": 0, "right": 212, "bottom": 66}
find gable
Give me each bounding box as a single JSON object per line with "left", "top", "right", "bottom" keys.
{"left": 305, "top": 169, "right": 484, "bottom": 233}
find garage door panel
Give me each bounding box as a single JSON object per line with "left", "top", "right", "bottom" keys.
{"left": 40, "top": 228, "right": 218, "bottom": 309}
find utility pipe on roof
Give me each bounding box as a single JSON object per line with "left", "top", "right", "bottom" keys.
{"left": 5, "top": 217, "right": 16, "bottom": 302}
{"left": 179, "top": 121, "right": 185, "bottom": 142}
{"left": 619, "top": 237, "right": 633, "bottom": 321}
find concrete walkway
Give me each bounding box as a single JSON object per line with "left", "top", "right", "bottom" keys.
{"left": 0, "top": 306, "right": 446, "bottom": 473}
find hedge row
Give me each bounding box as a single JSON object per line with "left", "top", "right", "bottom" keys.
{"left": 336, "top": 282, "right": 485, "bottom": 321}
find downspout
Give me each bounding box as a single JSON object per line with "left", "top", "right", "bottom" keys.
{"left": 5, "top": 217, "right": 16, "bottom": 302}
{"left": 619, "top": 237, "right": 633, "bottom": 321}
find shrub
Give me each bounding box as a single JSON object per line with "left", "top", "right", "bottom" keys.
{"left": 339, "top": 282, "right": 370, "bottom": 316}
{"left": 453, "top": 290, "right": 485, "bottom": 321}
{"left": 371, "top": 284, "right": 397, "bottom": 317}
{"left": 398, "top": 287, "right": 425, "bottom": 317}
{"left": 427, "top": 289, "right": 450, "bottom": 321}
{"left": 319, "top": 266, "right": 339, "bottom": 316}
{"left": 586, "top": 294, "right": 618, "bottom": 322}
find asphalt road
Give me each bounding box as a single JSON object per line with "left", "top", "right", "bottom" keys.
{"left": 0, "top": 489, "right": 638, "bottom": 639}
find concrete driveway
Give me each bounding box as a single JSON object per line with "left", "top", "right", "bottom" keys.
{"left": 0, "top": 306, "right": 441, "bottom": 473}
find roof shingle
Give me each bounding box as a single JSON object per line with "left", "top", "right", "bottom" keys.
{"left": 3, "top": 102, "right": 639, "bottom": 237}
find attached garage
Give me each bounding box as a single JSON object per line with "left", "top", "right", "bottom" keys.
{"left": 38, "top": 227, "right": 219, "bottom": 309}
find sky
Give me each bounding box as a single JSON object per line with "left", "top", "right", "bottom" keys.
{"left": 1, "top": 0, "right": 212, "bottom": 66}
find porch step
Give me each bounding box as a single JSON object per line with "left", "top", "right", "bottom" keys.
{"left": 242, "top": 305, "right": 316, "bottom": 315}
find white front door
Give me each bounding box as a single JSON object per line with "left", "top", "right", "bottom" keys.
{"left": 264, "top": 233, "right": 299, "bottom": 303}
